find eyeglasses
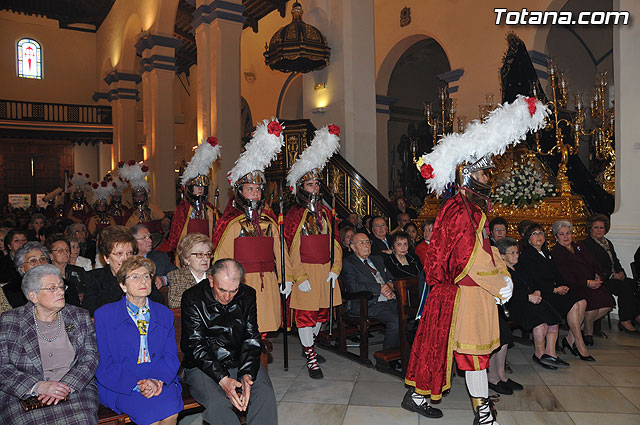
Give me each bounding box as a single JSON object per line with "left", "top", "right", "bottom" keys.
{"left": 191, "top": 252, "right": 213, "bottom": 259}
{"left": 51, "top": 248, "right": 71, "bottom": 254}
{"left": 135, "top": 234, "right": 152, "bottom": 241}
{"left": 126, "top": 273, "right": 152, "bottom": 282}
{"left": 530, "top": 231, "right": 545, "bottom": 237}
{"left": 40, "top": 284, "right": 68, "bottom": 293}
{"left": 26, "top": 256, "right": 49, "bottom": 266}
{"left": 111, "top": 251, "right": 133, "bottom": 258}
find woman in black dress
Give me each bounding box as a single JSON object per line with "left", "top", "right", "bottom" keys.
{"left": 517, "top": 223, "right": 593, "bottom": 363}
{"left": 498, "top": 238, "right": 565, "bottom": 370}
{"left": 384, "top": 231, "right": 422, "bottom": 279}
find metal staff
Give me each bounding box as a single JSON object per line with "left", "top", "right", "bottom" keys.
{"left": 278, "top": 180, "right": 289, "bottom": 370}
{"left": 329, "top": 183, "right": 336, "bottom": 336}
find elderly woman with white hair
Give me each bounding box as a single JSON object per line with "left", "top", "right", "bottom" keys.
{"left": 551, "top": 220, "right": 615, "bottom": 348}
{"left": 0, "top": 264, "right": 99, "bottom": 424}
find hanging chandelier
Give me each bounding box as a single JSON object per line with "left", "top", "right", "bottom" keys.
{"left": 264, "top": 2, "right": 330, "bottom": 74}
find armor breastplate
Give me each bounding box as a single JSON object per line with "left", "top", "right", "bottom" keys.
{"left": 135, "top": 206, "right": 151, "bottom": 222}
{"left": 238, "top": 215, "right": 273, "bottom": 237}
{"left": 71, "top": 202, "right": 86, "bottom": 212}
{"left": 301, "top": 211, "right": 326, "bottom": 236}
{"left": 96, "top": 214, "right": 111, "bottom": 225}
{"left": 190, "top": 203, "right": 207, "bottom": 220}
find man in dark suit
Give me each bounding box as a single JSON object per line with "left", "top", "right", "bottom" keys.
{"left": 370, "top": 216, "right": 393, "bottom": 256}
{"left": 341, "top": 232, "right": 400, "bottom": 350}
{"left": 131, "top": 224, "right": 177, "bottom": 289}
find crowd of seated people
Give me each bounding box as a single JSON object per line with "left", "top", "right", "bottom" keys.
{"left": 2, "top": 199, "right": 640, "bottom": 422}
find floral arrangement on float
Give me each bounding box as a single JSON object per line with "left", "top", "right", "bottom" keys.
{"left": 492, "top": 161, "right": 556, "bottom": 207}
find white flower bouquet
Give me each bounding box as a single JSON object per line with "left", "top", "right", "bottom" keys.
{"left": 492, "top": 162, "right": 556, "bottom": 207}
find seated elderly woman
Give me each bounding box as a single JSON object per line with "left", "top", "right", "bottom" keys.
{"left": 46, "top": 234, "right": 86, "bottom": 303}
{"left": 69, "top": 237, "right": 93, "bottom": 272}
{"left": 551, "top": 220, "right": 615, "bottom": 346}
{"left": 580, "top": 214, "right": 640, "bottom": 334}
{"left": 83, "top": 226, "right": 163, "bottom": 315}
{"left": 0, "top": 264, "right": 99, "bottom": 424}
{"left": 95, "top": 257, "right": 183, "bottom": 425}
{"left": 517, "top": 223, "right": 594, "bottom": 363}
{"left": 497, "top": 238, "right": 564, "bottom": 370}
{"left": 11, "top": 242, "right": 82, "bottom": 308}
{"left": 384, "top": 231, "right": 423, "bottom": 279}
{"left": 167, "top": 233, "right": 213, "bottom": 309}
{"left": 340, "top": 226, "right": 356, "bottom": 260}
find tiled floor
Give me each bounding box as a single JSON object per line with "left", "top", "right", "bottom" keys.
{"left": 179, "top": 322, "right": 640, "bottom": 425}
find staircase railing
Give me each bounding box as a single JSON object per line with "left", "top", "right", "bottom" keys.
{"left": 267, "top": 119, "right": 395, "bottom": 222}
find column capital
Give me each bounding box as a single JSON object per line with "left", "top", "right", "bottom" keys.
{"left": 98, "top": 71, "right": 140, "bottom": 101}
{"left": 193, "top": 0, "right": 246, "bottom": 29}
{"left": 136, "top": 34, "right": 182, "bottom": 73}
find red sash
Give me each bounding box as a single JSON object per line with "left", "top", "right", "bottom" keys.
{"left": 187, "top": 218, "right": 210, "bottom": 236}
{"left": 300, "top": 234, "right": 330, "bottom": 264}
{"left": 234, "top": 236, "right": 275, "bottom": 273}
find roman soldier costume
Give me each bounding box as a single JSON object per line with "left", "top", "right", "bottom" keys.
{"left": 119, "top": 161, "right": 165, "bottom": 232}
{"left": 284, "top": 124, "right": 342, "bottom": 379}
{"left": 87, "top": 180, "right": 117, "bottom": 237}
{"left": 167, "top": 136, "right": 222, "bottom": 251}
{"left": 402, "top": 96, "right": 549, "bottom": 425}
{"left": 106, "top": 171, "right": 130, "bottom": 225}
{"left": 66, "top": 172, "right": 92, "bottom": 224}
{"left": 212, "top": 119, "right": 293, "bottom": 333}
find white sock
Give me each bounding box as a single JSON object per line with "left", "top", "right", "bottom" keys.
{"left": 312, "top": 322, "right": 322, "bottom": 337}
{"left": 299, "top": 326, "right": 314, "bottom": 347}
{"left": 411, "top": 392, "right": 427, "bottom": 406}
{"left": 465, "top": 369, "right": 489, "bottom": 398}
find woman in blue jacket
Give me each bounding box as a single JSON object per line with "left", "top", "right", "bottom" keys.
{"left": 95, "top": 256, "right": 183, "bottom": 425}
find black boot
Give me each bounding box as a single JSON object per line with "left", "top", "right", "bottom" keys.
{"left": 400, "top": 389, "right": 443, "bottom": 418}
{"left": 304, "top": 347, "right": 324, "bottom": 379}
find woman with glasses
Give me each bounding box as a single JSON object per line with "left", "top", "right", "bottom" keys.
{"left": 167, "top": 233, "right": 213, "bottom": 309}
{"left": 46, "top": 234, "right": 85, "bottom": 305}
{"left": 551, "top": 220, "right": 614, "bottom": 347}
{"left": 82, "top": 226, "right": 163, "bottom": 315}
{"left": 94, "top": 256, "right": 182, "bottom": 425}
{"left": 517, "top": 223, "right": 593, "bottom": 364}
{"left": 0, "top": 264, "right": 100, "bottom": 424}
{"left": 69, "top": 238, "right": 93, "bottom": 272}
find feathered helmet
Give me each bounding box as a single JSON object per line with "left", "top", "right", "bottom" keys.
{"left": 90, "top": 181, "right": 114, "bottom": 208}
{"left": 180, "top": 136, "right": 222, "bottom": 203}
{"left": 70, "top": 172, "right": 90, "bottom": 191}
{"left": 119, "top": 160, "right": 150, "bottom": 208}
{"left": 227, "top": 119, "right": 285, "bottom": 210}
{"left": 287, "top": 124, "right": 340, "bottom": 209}
{"left": 416, "top": 95, "right": 549, "bottom": 196}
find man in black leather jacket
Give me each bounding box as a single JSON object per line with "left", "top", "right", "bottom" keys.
{"left": 180, "top": 258, "right": 277, "bottom": 425}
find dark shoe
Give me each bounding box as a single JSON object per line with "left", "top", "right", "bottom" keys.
{"left": 561, "top": 337, "right": 578, "bottom": 356}
{"left": 307, "top": 365, "right": 324, "bottom": 379}
{"left": 389, "top": 359, "right": 403, "bottom": 372}
{"left": 532, "top": 354, "right": 557, "bottom": 370}
{"left": 504, "top": 378, "right": 523, "bottom": 391}
{"left": 301, "top": 349, "right": 326, "bottom": 364}
{"left": 578, "top": 353, "right": 596, "bottom": 362}
{"left": 304, "top": 347, "right": 324, "bottom": 379}
{"left": 543, "top": 354, "right": 570, "bottom": 368}
{"left": 584, "top": 335, "right": 594, "bottom": 346}
{"left": 618, "top": 322, "right": 640, "bottom": 335}
{"left": 504, "top": 362, "right": 513, "bottom": 374}
{"left": 401, "top": 390, "right": 444, "bottom": 419}
{"left": 489, "top": 380, "right": 513, "bottom": 395}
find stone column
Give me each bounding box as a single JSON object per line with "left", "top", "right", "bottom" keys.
{"left": 103, "top": 71, "right": 140, "bottom": 165}
{"left": 136, "top": 34, "right": 181, "bottom": 212}
{"left": 610, "top": 0, "right": 640, "bottom": 275}
{"left": 194, "top": 0, "right": 245, "bottom": 207}
{"left": 302, "top": 0, "right": 378, "bottom": 185}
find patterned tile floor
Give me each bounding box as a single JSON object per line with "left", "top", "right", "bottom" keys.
{"left": 179, "top": 321, "right": 640, "bottom": 425}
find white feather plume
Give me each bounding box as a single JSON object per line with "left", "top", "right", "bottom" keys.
{"left": 227, "top": 119, "right": 285, "bottom": 186}
{"left": 119, "top": 161, "right": 149, "bottom": 191}
{"left": 70, "top": 172, "right": 90, "bottom": 190}
{"left": 417, "top": 95, "right": 549, "bottom": 195}
{"left": 110, "top": 176, "right": 127, "bottom": 193}
{"left": 90, "top": 181, "right": 114, "bottom": 203}
{"left": 287, "top": 125, "right": 340, "bottom": 194}
{"left": 180, "top": 138, "right": 222, "bottom": 186}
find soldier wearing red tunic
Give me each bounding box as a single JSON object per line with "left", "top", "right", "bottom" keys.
{"left": 284, "top": 124, "right": 342, "bottom": 379}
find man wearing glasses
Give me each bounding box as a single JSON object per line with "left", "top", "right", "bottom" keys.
{"left": 131, "top": 224, "right": 177, "bottom": 289}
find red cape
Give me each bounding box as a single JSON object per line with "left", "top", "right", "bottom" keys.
{"left": 166, "top": 199, "right": 216, "bottom": 251}
{"left": 404, "top": 192, "right": 483, "bottom": 399}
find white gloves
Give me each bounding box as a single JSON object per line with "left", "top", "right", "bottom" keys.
{"left": 498, "top": 275, "right": 513, "bottom": 303}
{"left": 298, "top": 280, "right": 312, "bottom": 293}
{"left": 327, "top": 272, "right": 339, "bottom": 288}
{"left": 280, "top": 281, "right": 293, "bottom": 298}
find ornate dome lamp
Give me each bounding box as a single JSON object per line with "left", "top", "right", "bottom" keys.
{"left": 264, "top": 2, "right": 330, "bottom": 73}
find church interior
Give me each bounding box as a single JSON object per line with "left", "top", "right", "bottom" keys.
{"left": 1, "top": 0, "right": 640, "bottom": 424}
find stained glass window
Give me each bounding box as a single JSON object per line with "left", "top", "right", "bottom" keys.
{"left": 17, "top": 38, "right": 42, "bottom": 79}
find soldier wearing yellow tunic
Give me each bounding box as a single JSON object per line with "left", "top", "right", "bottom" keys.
{"left": 212, "top": 119, "right": 293, "bottom": 333}
{"left": 284, "top": 124, "right": 343, "bottom": 378}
